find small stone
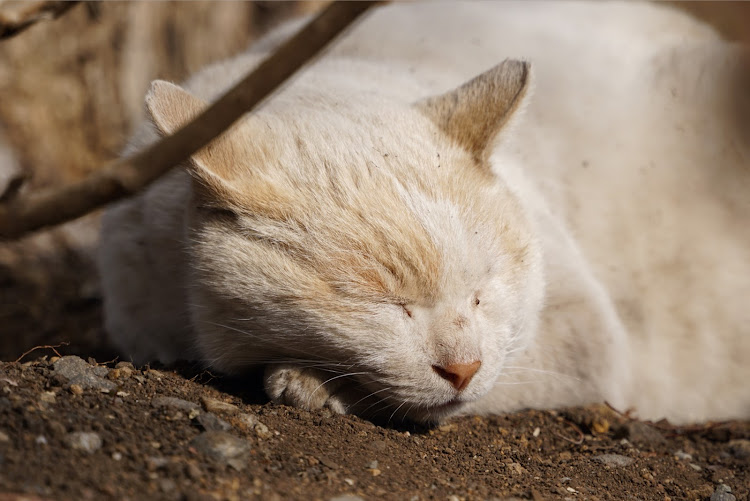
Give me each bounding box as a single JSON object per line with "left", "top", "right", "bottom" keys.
{"left": 53, "top": 356, "right": 115, "bottom": 391}
{"left": 112, "top": 452, "right": 123, "bottom": 461}
{"left": 49, "top": 356, "right": 60, "bottom": 364}
{"left": 254, "top": 422, "right": 272, "bottom": 439}
{"left": 201, "top": 396, "right": 239, "bottom": 415}
{"left": 592, "top": 454, "right": 634, "bottom": 467}
{"left": 65, "top": 431, "right": 103, "bottom": 453}
{"left": 39, "top": 391, "right": 56, "bottom": 404}
{"left": 35, "top": 435, "right": 48, "bottom": 445}
{"left": 615, "top": 421, "right": 665, "bottom": 445}
{"left": 146, "top": 455, "right": 169, "bottom": 470}
{"left": 115, "top": 361, "right": 135, "bottom": 370}
{"left": 330, "top": 496, "right": 365, "bottom": 501}
{"left": 674, "top": 450, "right": 693, "bottom": 461}
{"left": 0, "top": 430, "right": 9, "bottom": 442}
{"left": 507, "top": 462, "right": 527, "bottom": 475}
{"left": 186, "top": 462, "right": 203, "bottom": 480}
{"left": 159, "top": 478, "right": 177, "bottom": 493}
{"left": 711, "top": 484, "right": 736, "bottom": 501}
{"left": 151, "top": 396, "right": 200, "bottom": 412}
{"left": 237, "top": 413, "right": 259, "bottom": 428}
{"left": 370, "top": 439, "right": 387, "bottom": 452}
{"left": 116, "top": 391, "right": 129, "bottom": 398}
{"left": 69, "top": 384, "right": 84, "bottom": 395}
{"left": 190, "top": 431, "right": 251, "bottom": 471}
{"left": 689, "top": 463, "right": 703, "bottom": 472}
{"left": 369, "top": 468, "right": 382, "bottom": 476}
{"left": 196, "top": 412, "right": 232, "bottom": 432}
{"left": 727, "top": 439, "right": 750, "bottom": 459}
{"left": 107, "top": 368, "right": 122, "bottom": 380}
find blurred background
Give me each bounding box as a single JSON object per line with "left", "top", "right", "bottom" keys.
{"left": 0, "top": 1, "right": 747, "bottom": 361}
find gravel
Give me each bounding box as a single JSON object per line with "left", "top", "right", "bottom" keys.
{"left": 189, "top": 431, "right": 251, "bottom": 471}
{"left": 591, "top": 454, "right": 634, "bottom": 467}
{"left": 52, "top": 356, "right": 115, "bottom": 391}
{"left": 711, "top": 484, "right": 737, "bottom": 501}
{"left": 64, "top": 431, "right": 103, "bottom": 453}
{"left": 196, "top": 412, "right": 233, "bottom": 432}
{"left": 151, "top": 396, "right": 200, "bottom": 412}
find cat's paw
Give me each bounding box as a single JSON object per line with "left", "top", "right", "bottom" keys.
{"left": 263, "top": 364, "right": 347, "bottom": 414}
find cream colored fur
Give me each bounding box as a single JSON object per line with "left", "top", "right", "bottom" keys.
{"left": 99, "top": 2, "right": 750, "bottom": 424}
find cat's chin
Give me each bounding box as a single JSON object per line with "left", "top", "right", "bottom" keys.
{"left": 391, "top": 397, "right": 471, "bottom": 425}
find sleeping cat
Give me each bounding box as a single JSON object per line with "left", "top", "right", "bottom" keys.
{"left": 98, "top": 1, "right": 750, "bottom": 424}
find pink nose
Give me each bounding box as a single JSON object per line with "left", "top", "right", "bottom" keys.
{"left": 432, "top": 360, "right": 481, "bottom": 391}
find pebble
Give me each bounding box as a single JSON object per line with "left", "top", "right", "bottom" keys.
{"left": 237, "top": 412, "right": 259, "bottom": 428}
{"left": 201, "top": 396, "right": 239, "bottom": 415}
{"left": 370, "top": 440, "right": 387, "bottom": 452}
{"left": 190, "top": 431, "right": 251, "bottom": 471}
{"left": 151, "top": 396, "right": 200, "bottom": 412}
{"left": 711, "top": 484, "right": 736, "bottom": 501}
{"left": 69, "top": 384, "right": 84, "bottom": 395}
{"left": 146, "top": 455, "right": 169, "bottom": 470}
{"left": 0, "top": 430, "right": 8, "bottom": 442}
{"left": 616, "top": 421, "right": 665, "bottom": 445}
{"left": 53, "top": 356, "right": 115, "bottom": 391}
{"left": 727, "top": 439, "right": 750, "bottom": 459}
{"left": 65, "top": 431, "right": 103, "bottom": 453}
{"left": 674, "top": 450, "right": 693, "bottom": 461}
{"left": 39, "top": 391, "right": 56, "bottom": 404}
{"left": 254, "top": 422, "right": 272, "bottom": 439}
{"left": 591, "top": 454, "right": 634, "bottom": 467}
{"left": 329, "top": 496, "right": 365, "bottom": 501}
{"left": 115, "top": 361, "right": 135, "bottom": 370}
{"left": 196, "top": 412, "right": 232, "bottom": 432}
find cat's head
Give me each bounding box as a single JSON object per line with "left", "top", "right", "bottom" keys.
{"left": 146, "top": 60, "right": 544, "bottom": 423}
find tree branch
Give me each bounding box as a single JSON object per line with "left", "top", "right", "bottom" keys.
{"left": 0, "top": 1, "right": 381, "bottom": 240}
{"left": 0, "top": 1, "right": 79, "bottom": 40}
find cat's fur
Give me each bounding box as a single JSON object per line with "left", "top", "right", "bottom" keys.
{"left": 99, "top": 2, "right": 750, "bottom": 424}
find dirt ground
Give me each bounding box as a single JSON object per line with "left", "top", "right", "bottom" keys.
{"left": 1, "top": 2, "right": 749, "bottom": 500}
{"left": 0, "top": 354, "right": 748, "bottom": 501}
{"left": 1, "top": 246, "right": 749, "bottom": 501}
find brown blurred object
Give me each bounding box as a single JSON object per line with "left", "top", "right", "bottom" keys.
{"left": 0, "top": 1, "right": 305, "bottom": 361}
{"left": 671, "top": 1, "right": 750, "bottom": 43}
{"left": 0, "top": 1, "right": 301, "bottom": 189}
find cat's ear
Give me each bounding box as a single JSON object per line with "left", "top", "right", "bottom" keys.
{"left": 145, "top": 80, "right": 250, "bottom": 211}
{"left": 416, "top": 59, "right": 531, "bottom": 165}
{"left": 145, "top": 80, "right": 206, "bottom": 137}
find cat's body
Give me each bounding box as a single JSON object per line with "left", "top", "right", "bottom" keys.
{"left": 99, "top": 2, "right": 750, "bottom": 424}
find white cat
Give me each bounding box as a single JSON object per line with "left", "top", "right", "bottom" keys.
{"left": 99, "top": 2, "right": 750, "bottom": 424}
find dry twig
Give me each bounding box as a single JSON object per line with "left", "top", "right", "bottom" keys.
{"left": 0, "top": 0, "right": 78, "bottom": 40}
{"left": 0, "top": 1, "right": 380, "bottom": 240}
{"left": 14, "top": 341, "right": 69, "bottom": 363}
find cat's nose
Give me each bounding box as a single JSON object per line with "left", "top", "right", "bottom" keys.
{"left": 432, "top": 360, "right": 481, "bottom": 391}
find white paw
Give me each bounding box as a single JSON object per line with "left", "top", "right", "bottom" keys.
{"left": 263, "top": 364, "right": 347, "bottom": 414}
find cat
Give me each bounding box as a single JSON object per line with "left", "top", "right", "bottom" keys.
{"left": 98, "top": 1, "right": 750, "bottom": 424}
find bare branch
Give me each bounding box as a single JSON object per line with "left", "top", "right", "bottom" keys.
{"left": 0, "top": 0, "right": 79, "bottom": 40}
{"left": 0, "top": 1, "right": 381, "bottom": 240}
